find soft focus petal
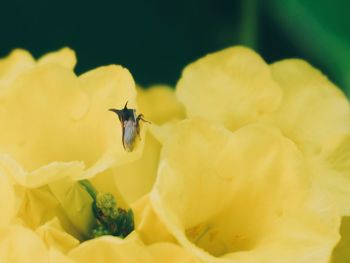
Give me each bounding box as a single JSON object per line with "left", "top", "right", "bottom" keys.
{"left": 132, "top": 195, "right": 175, "bottom": 244}
{"left": 18, "top": 186, "right": 60, "bottom": 229}
{"left": 148, "top": 243, "right": 200, "bottom": 263}
{"left": 0, "top": 63, "right": 89, "bottom": 172}
{"left": 0, "top": 170, "right": 16, "bottom": 227}
{"left": 270, "top": 59, "right": 350, "bottom": 215}
{"left": 89, "top": 169, "right": 128, "bottom": 209}
{"left": 151, "top": 119, "right": 340, "bottom": 262}
{"left": 308, "top": 157, "right": 350, "bottom": 216}
{"left": 49, "top": 249, "right": 76, "bottom": 263}
{"left": 0, "top": 49, "right": 35, "bottom": 88}
{"left": 38, "top": 47, "right": 77, "bottom": 69}
{"left": 320, "top": 136, "right": 350, "bottom": 217}
{"left": 176, "top": 46, "right": 282, "bottom": 131}
{"left": 68, "top": 236, "right": 154, "bottom": 263}
{"left": 137, "top": 85, "right": 185, "bottom": 124}
{"left": 112, "top": 131, "right": 161, "bottom": 204}
{"left": 0, "top": 226, "right": 49, "bottom": 263}
{"left": 270, "top": 59, "right": 350, "bottom": 154}
{"left": 36, "top": 217, "right": 79, "bottom": 253}
{"left": 0, "top": 154, "right": 84, "bottom": 188}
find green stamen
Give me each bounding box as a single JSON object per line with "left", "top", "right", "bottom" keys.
{"left": 79, "top": 180, "right": 134, "bottom": 239}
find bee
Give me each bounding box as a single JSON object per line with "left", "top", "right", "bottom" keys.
{"left": 109, "top": 102, "right": 149, "bottom": 152}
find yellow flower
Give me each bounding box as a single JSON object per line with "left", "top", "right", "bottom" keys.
{"left": 176, "top": 46, "right": 282, "bottom": 131}
{"left": 176, "top": 47, "right": 350, "bottom": 218}
{"left": 150, "top": 119, "right": 340, "bottom": 262}
{"left": 0, "top": 46, "right": 348, "bottom": 262}
{"left": 0, "top": 47, "right": 142, "bottom": 188}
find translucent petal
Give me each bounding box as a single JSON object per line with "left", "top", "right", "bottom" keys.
{"left": 176, "top": 46, "right": 282, "bottom": 131}
{"left": 137, "top": 85, "right": 185, "bottom": 124}
{"left": 112, "top": 131, "right": 161, "bottom": 204}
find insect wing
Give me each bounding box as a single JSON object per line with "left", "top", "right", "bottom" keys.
{"left": 123, "top": 120, "right": 138, "bottom": 152}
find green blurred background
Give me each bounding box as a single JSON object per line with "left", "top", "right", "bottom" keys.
{"left": 1, "top": 0, "right": 349, "bottom": 97}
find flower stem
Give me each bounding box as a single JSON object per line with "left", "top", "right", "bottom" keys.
{"left": 79, "top": 179, "right": 97, "bottom": 199}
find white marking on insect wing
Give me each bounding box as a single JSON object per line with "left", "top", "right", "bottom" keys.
{"left": 123, "top": 120, "right": 138, "bottom": 152}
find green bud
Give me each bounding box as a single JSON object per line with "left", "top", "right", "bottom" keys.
{"left": 110, "top": 207, "right": 119, "bottom": 220}
{"left": 91, "top": 225, "right": 110, "bottom": 238}
{"left": 96, "top": 192, "right": 117, "bottom": 217}
{"left": 80, "top": 181, "right": 135, "bottom": 240}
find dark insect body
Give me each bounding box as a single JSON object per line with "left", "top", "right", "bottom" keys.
{"left": 109, "top": 102, "right": 149, "bottom": 152}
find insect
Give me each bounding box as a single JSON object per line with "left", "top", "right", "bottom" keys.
{"left": 109, "top": 102, "right": 149, "bottom": 152}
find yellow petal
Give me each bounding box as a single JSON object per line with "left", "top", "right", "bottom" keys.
{"left": 0, "top": 49, "right": 35, "bottom": 88}
{"left": 38, "top": 47, "right": 77, "bottom": 69}
{"left": 148, "top": 242, "right": 200, "bottom": 263}
{"left": 132, "top": 195, "right": 175, "bottom": 245}
{"left": 0, "top": 170, "right": 16, "bottom": 227}
{"left": 176, "top": 46, "right": 282, "bottom": 131}
{"left": 137, "top": 85, "right": 185, "bottom": 124}
{"left": 151, "top": 119, "right": 340, "bottom": 262}
{"left": 48, "top": 178, "right": 96, "bottom": 239}
{"left": 88, "top": 86, "right": 176, "bottom": 205}
{"left": 0, "top": 154, "right": 85, "bottom": 188}
{"left": 270, "top": 60, "right": 350, "bottom": 215}
{"left": 112, "top": 131, "right": 161, "bottom": 204}
{"left": 0, "top": 63, "right": 89, "bottom": 172}
{"left": 17, "top": 186, "right": 60, "bottom": 229}
{"left": 89, "top": 169, "right": 128, "bottom": 209}
{"left": 49, "top": 249, "right": 76, "bottom": 263}
{"left": 68, "top": 236, "right": 154, "bottom": 263}
{"left": 99, "top": 86, "right": 181, "bottom": 204}
{"left": 270, "top": 59, "right": 350, "bottom": 155}
{"left": 77, "top": 65, "right": 146, "bottom": 178}
{"left": 0, "top": 53, "right": 140, "bottom": 185}
{"left": 0, "top": 226, "right": 49, "bottom": 263}
{"left": 308, "top": 135, "right": 350, "bottom": 215}
{"left": 36, "top": 217, "right": 79, "bottom": 253}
